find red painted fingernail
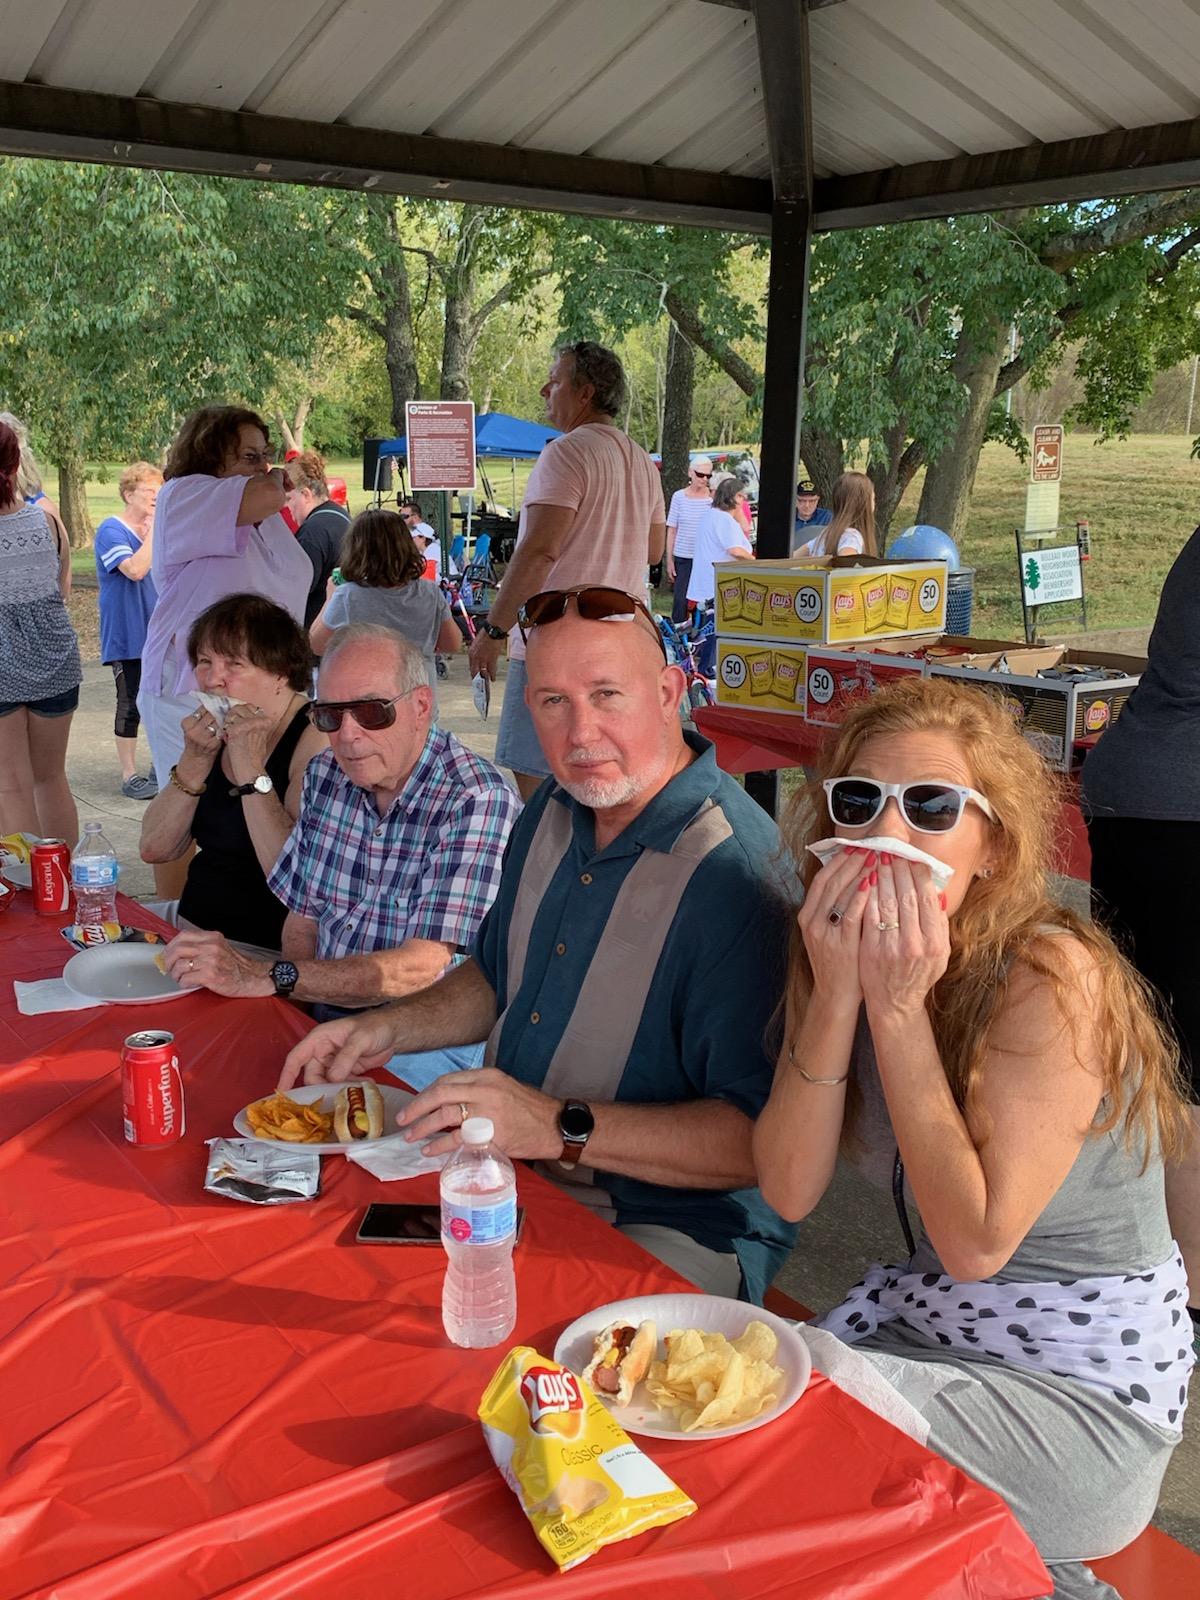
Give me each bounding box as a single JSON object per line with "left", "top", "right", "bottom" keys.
{"left": 939, "top": 891, "right": 948, "bottom": 911}
{"left": 858, "top": 876, "right": 869, "bottom": 891}
{"left": 870, "top": 871, "right": 878, "bottom": 886}
{"left": 881, "top": 852, "right": 892, "bottom": 865}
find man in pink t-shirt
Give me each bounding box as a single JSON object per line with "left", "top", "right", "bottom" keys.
{"left": 468, "top": 342, "right": 666, "bottom": 798}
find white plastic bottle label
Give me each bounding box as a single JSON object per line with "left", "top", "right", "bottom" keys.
{"left": 73, "top": 861, "right": 119, "bottom": 887}
{"left": 443, "top": 1195, "right": 516, "bottom": 1244}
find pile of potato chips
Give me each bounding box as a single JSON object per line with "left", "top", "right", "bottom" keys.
{"left": 245, "top": 1091, "right": 332, "bottom": 1144}
{"left": 645, "top": 1321, "right": 783, "bottom": 1431}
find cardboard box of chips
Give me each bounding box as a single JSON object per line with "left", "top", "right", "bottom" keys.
{"left": 716, "top": 639, "right": 807, "bottom": 715}
{"left": 804, "top": 636, "right": 1029, "bottom": 728}
{"left": 713, "top": 556, "right": 947, "bottom": 646}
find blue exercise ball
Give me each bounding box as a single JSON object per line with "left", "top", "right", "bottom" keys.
{"left": 887, "top": 525, "right": 960, "bottom": 567}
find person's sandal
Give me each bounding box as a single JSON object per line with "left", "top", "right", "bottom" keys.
{"left": 121, "top": 774, "right": 159, "bottom": 800}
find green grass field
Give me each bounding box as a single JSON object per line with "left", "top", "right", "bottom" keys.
{"left": 65, "top": 435, "right": 1198, "bottom": 654}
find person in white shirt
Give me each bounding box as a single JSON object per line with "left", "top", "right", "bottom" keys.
{"left": 687, "top": 475, "right": 754, "bottom": 606}
{"left": 794, "top": 470, "right": 878, "bottom": 558}
{"left": 665, "top": 456, "right": 713, "bottom": 622}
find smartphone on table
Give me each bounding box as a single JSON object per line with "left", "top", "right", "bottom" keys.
{"left": 356, "top": 1203, "right": 526, "bottom": 1245}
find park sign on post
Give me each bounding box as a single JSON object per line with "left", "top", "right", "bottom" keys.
{"left": 405, "top": 401, "right": 476, "bottom": 491}
{"left": 1022, "top": 543, "right": 1082, "bottom": 608}
{"left": 1025, "top": 423, "right": 1063, "bottom": 533}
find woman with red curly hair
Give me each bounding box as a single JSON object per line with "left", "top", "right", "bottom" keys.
{"left": 0, "top": 419, "right": 81, "bottom": 841}
{"left": 756, "top": 676, "right": 1191, "bottom": 1598}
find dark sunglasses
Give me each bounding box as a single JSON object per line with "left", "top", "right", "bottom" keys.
{"left": 692, "top": 469, "right": 712, "bottom": 480}
{"left": 517, "top": 586, "right": 667, "bottom": 659}
{"left": 824, "top": 777, "right": 996, "bottom": 835}
{"left": 309, "top": 692, "right": 412, "bottom": 733}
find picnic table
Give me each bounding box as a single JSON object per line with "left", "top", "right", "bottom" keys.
{"left": 693, "top": 704, "right": 1093, "bottom": 881}
{"left": 0, "top": 892, "right": 1051, "bottom": 1599}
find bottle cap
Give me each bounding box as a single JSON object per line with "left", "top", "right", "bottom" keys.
{"left": 461, "top": 1117, "right": 494, "bottom": 1145}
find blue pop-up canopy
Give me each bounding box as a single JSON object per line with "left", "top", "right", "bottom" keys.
{"left": 379, "top": 411, "right": 560, "bottom": 461}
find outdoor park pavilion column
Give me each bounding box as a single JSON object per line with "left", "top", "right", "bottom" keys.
{"left": 748, "top": 1, "right": 815, "bottom": 816}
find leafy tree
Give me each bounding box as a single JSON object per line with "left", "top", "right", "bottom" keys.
{"left": 0, "top": 158, "right": 350, "bottom": 540}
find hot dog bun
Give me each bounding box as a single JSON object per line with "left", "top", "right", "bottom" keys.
{"left": 582, "top": 1319, "right": 657, "bottom": 1406}
{"left": 334, "top": 1080, "right": 385, "bottom": 1142}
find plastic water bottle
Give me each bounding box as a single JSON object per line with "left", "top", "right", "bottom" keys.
{"left": 71, "top": 822, "right": 119, "bottom": 925}
{"left": 440, "top": 1117, "right": 517, "bottom": 1348}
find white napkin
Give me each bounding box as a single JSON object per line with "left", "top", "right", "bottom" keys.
{"left": 14, "top": 978, "right": 97, "bottom": 1015}
{"left": 345, "top": 1137, "right": 446, "bottom": 1180}
{"left": 807, "top": 835, "right": 955, "bottom": 893}
{"left": 471, "top": 673, "right": 491, "bottom": 720}
{"left": 794, "top": 1323, "right": 967, "bottom": 1450}
{"left": 193, "top": 692, "right": 248, "bottom": 729}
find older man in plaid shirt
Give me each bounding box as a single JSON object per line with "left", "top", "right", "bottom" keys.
{"left": 165, "top": 623, "right": 520, "bottom": 1088}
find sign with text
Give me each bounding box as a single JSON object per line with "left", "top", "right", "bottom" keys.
{"left": 1030, "top": 424, "right": 1063, "bottom": 482}
{"left": 1024, "top": 478, "right": 1061, "bottom": 533}
{"left": 1022, "top": 542, "right": 1082, "bottom": 608}
{"left": 405, "top": 401, "right": 476, "bottom": 491}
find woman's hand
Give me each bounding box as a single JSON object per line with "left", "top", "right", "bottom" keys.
{"left": 179, "top": 707, "right": 222, "bottom": 776}
{"left": 859, "top": 854, "right": 950, "bottom": 1020}
{"left": 797, "top": 846, "right": 874, "bottom": 1013}
{"left": 223, "top": 701, "right": 273, "bottom": 783}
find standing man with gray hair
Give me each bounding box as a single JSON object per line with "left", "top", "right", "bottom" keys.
{"left": 162, "top": 623, "right": 521, "bottom": 1090}
{"left": 468, "top": 341, "right": 666, "bottom": 799}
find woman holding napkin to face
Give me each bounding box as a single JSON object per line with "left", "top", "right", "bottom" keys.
{"left": 755, "top": 677, "right": 1191, "bottom": 1600}
{"left": 139, "top": 594, "right": 325, "bottom": 950}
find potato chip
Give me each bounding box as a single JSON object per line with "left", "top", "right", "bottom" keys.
{"left": 645, "top": 1321, "right": 784, "bottom": 1431}
{"left": 246, "top": 1090, "right": 333, "bottom": 1144}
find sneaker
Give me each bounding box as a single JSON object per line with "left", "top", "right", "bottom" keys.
{"left": 121, "top": 774, "right": 159, "bottom": 800}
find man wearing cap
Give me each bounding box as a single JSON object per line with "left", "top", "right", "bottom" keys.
{"left": 281, "top": 586, "right": 796, "bottom": 1301}
{"left": 791, "top": 479, "right": 832, "bottom": 554}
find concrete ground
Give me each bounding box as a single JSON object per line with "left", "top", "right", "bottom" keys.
{"left": 64, "top": 650, "right": 1197, "bottom": 1555}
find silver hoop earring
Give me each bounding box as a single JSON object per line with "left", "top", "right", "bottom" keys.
{"left": 980, "top": 867, "right": 993, "bottom": 880}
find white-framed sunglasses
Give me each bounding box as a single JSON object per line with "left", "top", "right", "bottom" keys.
{"left": 823, "top": 776, "right": 996, "bottom": 835}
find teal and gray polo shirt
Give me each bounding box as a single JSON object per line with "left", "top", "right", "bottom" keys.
{"left": 473, "top": 733, "right": 797, "bottom": 1302}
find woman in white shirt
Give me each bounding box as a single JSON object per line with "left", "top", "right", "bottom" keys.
{"left": 687, "top": 475, "right": 754, "bottom": 607}
{"left": 795, "top": 470, "right": 878, "bottom": 558}
{"left": 665, "top": 456, "right": 713, "bottom": 622}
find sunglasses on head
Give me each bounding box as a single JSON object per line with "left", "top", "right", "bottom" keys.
{"left": 309, "top": 691, "right": 413, "bottom": 733}
{"left": 517, "top": 586, "right": 668, "bottom": 659}
{"left": 824, "top": 776, "right": 996, "bottom": 835}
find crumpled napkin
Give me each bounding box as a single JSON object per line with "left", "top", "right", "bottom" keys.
{"left": 807, "top": 834, "right": 955, "bottom": 892}
{"left": 345, "top": 1136, "right": 446, "bottom": 1180}
{"left": 193, "top": 691, "right": 248, "bottom": 729}
{"left": 14, "top": 978, "right": 97, "bottom": 1015}
{"left": 794, "top": 1323, "right": 966, "bottom": 1449}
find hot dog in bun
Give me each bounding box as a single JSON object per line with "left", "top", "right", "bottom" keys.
{"left": 582, "top": 1319, "right": 657, "bottom": 1405}
{"left": 334, "top": 1081, "right": 385, "bottom": 1143}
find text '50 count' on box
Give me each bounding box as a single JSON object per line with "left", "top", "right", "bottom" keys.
{"left": 716, "top": 639, "right": 807, "bottom": 715}
{"left": 714, "top": 557, "right": 947, "bottom": 645}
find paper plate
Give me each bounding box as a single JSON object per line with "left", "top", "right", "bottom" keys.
{"left": 554, "top": 1291, "right": 810, "bottom": 1441}
{"left": 233, "top": 1081, "right": 415, "bottom": 1156}
{"left": 62, "top": 942, "right": 193, "bottom": 1006}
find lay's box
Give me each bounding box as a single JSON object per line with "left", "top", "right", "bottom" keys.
{"left": 716, "top": 639, "right": 807, "bottom": 715}
{"left": 714, "top": 557, "right": 947, "bottom": 645}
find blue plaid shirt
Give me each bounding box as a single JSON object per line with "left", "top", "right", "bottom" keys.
{"left": 268, "top": 731, "right": 520, "bottom": 960}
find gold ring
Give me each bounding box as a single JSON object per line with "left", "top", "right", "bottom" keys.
{"left": 459, "top": 1102, "right": 469, "bottom": 1125}
{"left": 877, "top": 921, "right": 900, "bottom": 931}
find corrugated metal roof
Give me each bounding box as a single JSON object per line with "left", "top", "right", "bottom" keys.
{"left": 0, "top": 0, "right": 1198, "bottom": 224}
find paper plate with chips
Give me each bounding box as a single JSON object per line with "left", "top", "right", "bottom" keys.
{"left": 554, "top": 1293, "right": 810, "bottom": 1441}
{"left": 233, "top": 1082, "right": 412, "bottom": 1155}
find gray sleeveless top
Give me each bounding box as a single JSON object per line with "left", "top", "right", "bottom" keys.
{"left": 0, "top": 503, "right": 82, "bottom": 703}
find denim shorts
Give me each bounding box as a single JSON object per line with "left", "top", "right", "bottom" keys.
{"left": 493, "top": 661, "right": 551, "bottom": 778}
{"left": 0, "top": 683, "right": 80, "bottom": 719}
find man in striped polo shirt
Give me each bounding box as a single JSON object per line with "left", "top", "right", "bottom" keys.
{"left": 281, "top": 589, "right": 796, "bottom": 1301}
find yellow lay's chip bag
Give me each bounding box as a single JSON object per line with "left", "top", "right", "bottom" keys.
{"left": 479, "top": 1347, "right": 696, "bottom": 1571}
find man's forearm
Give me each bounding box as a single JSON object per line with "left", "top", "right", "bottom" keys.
{"left": 289, "top": 939, "right": 455, "bottom": 1007}
{"left": 369, "top": 957, "right": 498, "bottom": 1052}
{"left": 580, "top": 1099, "right": 756, "bottom": 1189}
{"left": 487, "top": 538, "right": 559, "bottom": 632}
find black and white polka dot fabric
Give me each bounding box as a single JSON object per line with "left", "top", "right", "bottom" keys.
{"left": 819, "top": 1247, "right": 1194, "bottom": 1433}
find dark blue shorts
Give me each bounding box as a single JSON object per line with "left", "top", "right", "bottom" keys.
{"left": 0, "top": 684, "right": 81, "bottom": 719}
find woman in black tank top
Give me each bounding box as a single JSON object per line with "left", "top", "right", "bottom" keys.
{"left": 140, "top": 595, "right": 327, "bottom": 949}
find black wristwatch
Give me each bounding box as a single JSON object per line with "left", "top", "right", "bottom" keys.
{"left": 269, "top": 960, "right": 299, "bottom": 998}
{"left": 557, "top": 1099, "right": 595, "bottom": 1169}
{"left": 481, "top": 620, "right": 508, "bottom": 641}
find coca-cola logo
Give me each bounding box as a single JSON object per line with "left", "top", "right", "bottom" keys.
{"left": 519, "top": 1366, "right": 583, "bottom": 1431}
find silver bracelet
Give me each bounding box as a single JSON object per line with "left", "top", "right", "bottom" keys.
{"left": 788, "top": 1040, "right": 848, "bottom": 1086}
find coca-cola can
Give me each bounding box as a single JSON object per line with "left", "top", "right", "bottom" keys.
{"left": 31, "top": 839, "right": 72, "bottom": 916}
{"left": 121, "top": 1030, "right": 185, "bottom": 1148}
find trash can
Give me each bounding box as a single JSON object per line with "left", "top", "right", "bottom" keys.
{"left": 946, "top": 567, "right": 974, "bottom": 635}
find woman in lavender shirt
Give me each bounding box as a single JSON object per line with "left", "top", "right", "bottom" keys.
{"left": 137, "top": 406, "right": 312, "bottom": 804}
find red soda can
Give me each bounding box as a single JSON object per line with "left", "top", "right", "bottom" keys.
{"left": 121, "top": 1030, "right": 185, "bottom": 1148}
{"left": 31, "top": 839, "right": 72, "bottom": 916}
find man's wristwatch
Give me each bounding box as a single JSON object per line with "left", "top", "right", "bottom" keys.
{"left": 481, "top": 620, "right": 507, "bottom": 641}
{"left": 556, "top": 1100, "right": 595, "bottom": 1169}
{"left": 269, "top": 960, "right": 299, "bottom": 998}
{"left": 229, "top": 773, "right": 274, "bottom": 798}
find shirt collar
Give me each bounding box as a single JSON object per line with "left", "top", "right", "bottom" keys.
{"left": 551, "top": 732, "right": 723, "bottom": 860}
{"left": 350, "top": 727, "right": 446, "bottom": 820}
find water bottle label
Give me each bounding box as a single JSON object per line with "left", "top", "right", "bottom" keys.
{"left": 72, "top": 862, "right": 119, "bottom": 888}
{"left": 443, "top": 1195, "right": 516, "bottom": 1244}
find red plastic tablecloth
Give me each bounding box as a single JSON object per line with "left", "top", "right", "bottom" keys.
{"left": 0, "top": 895, "right": 1051, "bottom": 1599}
{"left": 693, "top": 704, "right": 1093, "bottom": 882}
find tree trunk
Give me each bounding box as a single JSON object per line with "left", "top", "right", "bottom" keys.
{"left": 291, "top": 396, "right": 312, "bottom": 449}
{"left": 661, "top": 320, "right": 695, "bottom": 509}
{"left": 916, "top": 324, "right": 1008, "bottom": 540}
{"left": 799, "top": 425, "right": 843, "bottom": 504}
{"left": 384, "top": 296, "right": 421, "bottom": 434}
{"left": 57, "top": 454, "right": 92, "bottom": 547}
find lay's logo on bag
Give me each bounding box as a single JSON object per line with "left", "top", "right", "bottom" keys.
{"left": 520, "top": 1366, "right": 584, "bottom": 1432}
{"left": 833, "top": 593, "right": 856, "bottom": 616}
{"left": 767, "top": 590, "right": 791, "bottom": 614}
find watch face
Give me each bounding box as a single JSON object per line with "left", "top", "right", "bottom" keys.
{"left": 253, "top": 774, "right": 273, "bottom": 793}
{"left": 559, "top": 1100, "right": 594, "bottom": 1142}
{"left": 272, "top": 961, "right": 299, "bottom": 991}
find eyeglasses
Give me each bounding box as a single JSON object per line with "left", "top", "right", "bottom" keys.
{"left": 823, "top": 776, "right": 996, "bottom": 835}
{"left": 692, "top": 469, "right": 712, "bottom": 480}
{"left": 309, "top": 692, "right": 413, "bottom": 733}
{"left": 239, "top": 449, "right": 275, "bottom": 468}
{"left": 517, "top": 586, "right": 668, "bottom": 659}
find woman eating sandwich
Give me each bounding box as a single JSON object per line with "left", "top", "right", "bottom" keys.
{"left": 754, "top": 676, "right": 1192, "bottom": 1600}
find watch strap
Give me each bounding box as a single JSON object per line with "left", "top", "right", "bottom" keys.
{"left": 482, "top": 620, "right": 508, "bottom": 640}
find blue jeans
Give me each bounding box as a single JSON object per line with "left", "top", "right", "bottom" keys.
{"left": 382, "top": 1043, "right": 485, "bottom": 1092}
